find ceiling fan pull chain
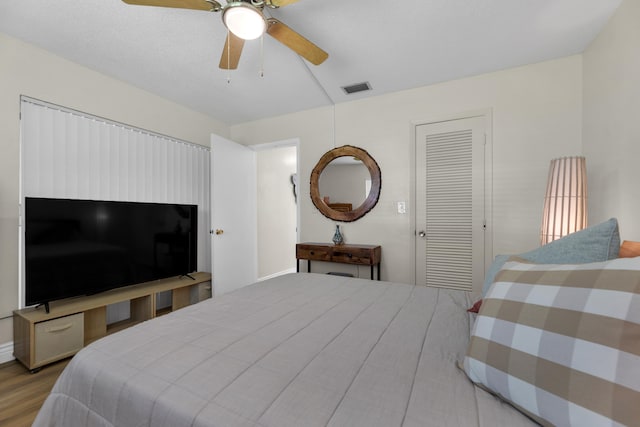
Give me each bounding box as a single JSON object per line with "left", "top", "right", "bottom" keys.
{"left": 260, "top": 34, "right": 264, "bottom": 77}
{"left": 227, "top": 29, "right": 231, "bottom": 83}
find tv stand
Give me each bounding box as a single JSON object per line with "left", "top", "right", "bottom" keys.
{"left": 13, "top": 272, "right": 212, "bottom": 371}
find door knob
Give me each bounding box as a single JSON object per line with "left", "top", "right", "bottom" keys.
{"left": 418, "top": 231, "right": 426, "bottom": 238}
{"left": 215, "top": 229, "right": 224, "bottom": 235}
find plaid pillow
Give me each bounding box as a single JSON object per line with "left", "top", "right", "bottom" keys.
{"left": 463, "top": 257, "right": 640, "bottom": 427}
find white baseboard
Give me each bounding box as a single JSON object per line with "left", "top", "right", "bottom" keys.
{"left": 0, "top": 341, "right": 14, "bottom": 364}
{"left": 257, "top": 268, "right": 297, "bottom": 282}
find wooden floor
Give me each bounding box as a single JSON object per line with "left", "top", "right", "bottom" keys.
{"left": 0, "top": 358, "right": 69, "bottom": 427}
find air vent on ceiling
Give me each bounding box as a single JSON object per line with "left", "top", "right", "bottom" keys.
{"left": 341, "top": 81, "right": 372, "bottom": 95}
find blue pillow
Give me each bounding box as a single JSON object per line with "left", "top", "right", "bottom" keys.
{"left": 481, "top": 218, "right": 620, "bottom": 296}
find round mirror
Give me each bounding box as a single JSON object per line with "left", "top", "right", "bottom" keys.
{"left": 318, "top": 157, "right": 370, "bottom": 209}
{"left": 310, "top": 145, "right": 381, "bottom": 222}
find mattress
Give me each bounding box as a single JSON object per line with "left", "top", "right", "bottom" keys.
{"left": 34, "top": 273, "right": 537, "bottom": 426}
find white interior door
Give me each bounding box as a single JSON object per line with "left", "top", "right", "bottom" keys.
{"left": 211, "top": 134, "right": 257, "bottom": 295}
{"left": 415, "top": 116, "right": 486, "bottom": 292}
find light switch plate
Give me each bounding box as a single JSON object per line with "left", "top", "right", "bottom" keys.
{"left": 397, "top": 201, "right": 406, "bottom": 214}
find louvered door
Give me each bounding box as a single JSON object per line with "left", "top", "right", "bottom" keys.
{"left": 415, "top": 116, "right": 486, "bottom": 291}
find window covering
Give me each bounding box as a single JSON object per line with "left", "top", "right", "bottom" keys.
{"left": 20, "top": 97, "right": 211, "bottom": 306}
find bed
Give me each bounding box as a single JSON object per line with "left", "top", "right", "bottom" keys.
{"left": 33, "top": 273, "right": 536, "bottom": 427}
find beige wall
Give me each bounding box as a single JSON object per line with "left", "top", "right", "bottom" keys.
{"left": 231, "top": 55, "right": 584, "bottom": 286}
{"left": 0, "top": 33, "right": 229, "bottom": 348}
{"left": 583, "top": 0, "right": 640, "bottom": 240}
{"left": 256, "top": 146, "right": 297, "bottom": 278}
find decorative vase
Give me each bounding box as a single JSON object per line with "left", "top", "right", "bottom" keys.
{"left": 332, "top": 224, "right": 344, "bottom": 245}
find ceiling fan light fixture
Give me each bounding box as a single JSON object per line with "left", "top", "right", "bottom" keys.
{"left": 222, "top": 2, "right": 266, "bottom": 41}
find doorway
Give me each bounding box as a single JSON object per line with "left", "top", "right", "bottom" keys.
{"left": 253, "top": 140, "right": 300, "bottom": 280}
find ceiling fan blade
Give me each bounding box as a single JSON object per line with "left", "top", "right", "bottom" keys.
{"left": 269, "top": 0, "right": 301, "bottom": 6}
{"left": 121, "top": 0, "right": 214, "bottom": 11}
{"left": 219, "top": 32, "right": 245, "bottom": 69}
{"left": 266, "top": 19, "right": 328, "bottom": 65}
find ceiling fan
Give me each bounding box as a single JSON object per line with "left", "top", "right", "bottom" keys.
{"left": 121, "top": 0, "right": 329, "bottom": 70}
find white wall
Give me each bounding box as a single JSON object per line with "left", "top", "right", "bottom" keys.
{"left": 256, "top": 146, "right": 297, "bottom": 278}
{"left": 0, "top": 33, "right": 229, "bottom": 351}
{"left": 231, "top": 56, "right": 584, "bottom": 287}
{"left": 583, "top": 0, "right": 640, "bottom": 240}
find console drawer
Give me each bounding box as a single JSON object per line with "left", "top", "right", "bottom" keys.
{"left": 296, "top": 246, "right": 331, "bottom": 261}
{"left": 332, "top": 248, "right": 372, "bottom": 265}
{"left": 34, "top": 313, "right": 84, "bottom": 366}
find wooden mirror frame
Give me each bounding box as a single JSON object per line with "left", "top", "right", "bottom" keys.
{"left": 310, "top": 145, "right": 382, "bottom": 222}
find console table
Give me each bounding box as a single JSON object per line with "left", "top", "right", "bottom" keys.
{"left": 296, "top": 243, "right": 381, "bottom": 280}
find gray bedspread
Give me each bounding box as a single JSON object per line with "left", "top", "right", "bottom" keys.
{"left": 34, "top": 273, "right": 536, "bottom": 426}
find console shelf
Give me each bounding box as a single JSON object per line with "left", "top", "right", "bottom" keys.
{"left": 13, "top": 272, "right": 212, "bottom": 371}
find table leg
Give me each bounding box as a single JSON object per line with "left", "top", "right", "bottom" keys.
{"left": 307, "top": 260, "right": 311, "bottom": 273}
{"left": 377, "top": 264, "right": 381, "bottom": 281}
{"left": 296, "top": 259, "right": 300, "bottom": 273}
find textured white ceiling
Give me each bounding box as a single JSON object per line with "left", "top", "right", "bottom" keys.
{"left": 0, "top": 0, "right": 622, "bottom": 125}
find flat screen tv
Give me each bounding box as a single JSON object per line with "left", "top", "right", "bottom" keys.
{"left": 24, "top": 197, "right": 197, "bottom": 308}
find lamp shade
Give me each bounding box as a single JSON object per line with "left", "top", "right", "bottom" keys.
{"left": 540, "top": 156, "right": 588, "bottom": 245}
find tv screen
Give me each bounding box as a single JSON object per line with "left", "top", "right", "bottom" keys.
{"left": 25, "top": 197, "right": 197, "bottom": 307}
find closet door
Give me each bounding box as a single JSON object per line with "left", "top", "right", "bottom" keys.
{"left": 415, "top": 116, "right": 486, "bottom": 291}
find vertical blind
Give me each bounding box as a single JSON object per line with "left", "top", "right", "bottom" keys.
{"left": 20, "top": 97, "right": 211, "bottom": 289}
{"left": 423, "top": 129, "right": 473, "bottom": 291}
